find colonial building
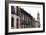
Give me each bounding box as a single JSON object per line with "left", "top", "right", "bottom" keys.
{"left": 11, "top": 6, "right": 40, "bottom": 29}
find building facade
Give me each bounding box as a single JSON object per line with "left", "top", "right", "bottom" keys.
{"left": 11, "top": 6, "right": 40, "bottom": 29}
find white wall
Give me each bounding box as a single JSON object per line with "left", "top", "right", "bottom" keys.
{"left": 0, "top": 0, "right": 46, "bottom": 35}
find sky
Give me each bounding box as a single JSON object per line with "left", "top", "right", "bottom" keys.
{"left": 20, "top": 6, "right": 41, "bottom": 20}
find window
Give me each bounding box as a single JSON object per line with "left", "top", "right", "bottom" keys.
{"left": 11, "top": 6, "right": 15, "bottom": 14}
{"left": 16, "top": 18, "right": 19, "bottom": 28}
{"left": 11, "top": 17, "right": 14, "bottom": 28}
{"left": 16, "top": 6, "right": 20, "bottom": 16}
